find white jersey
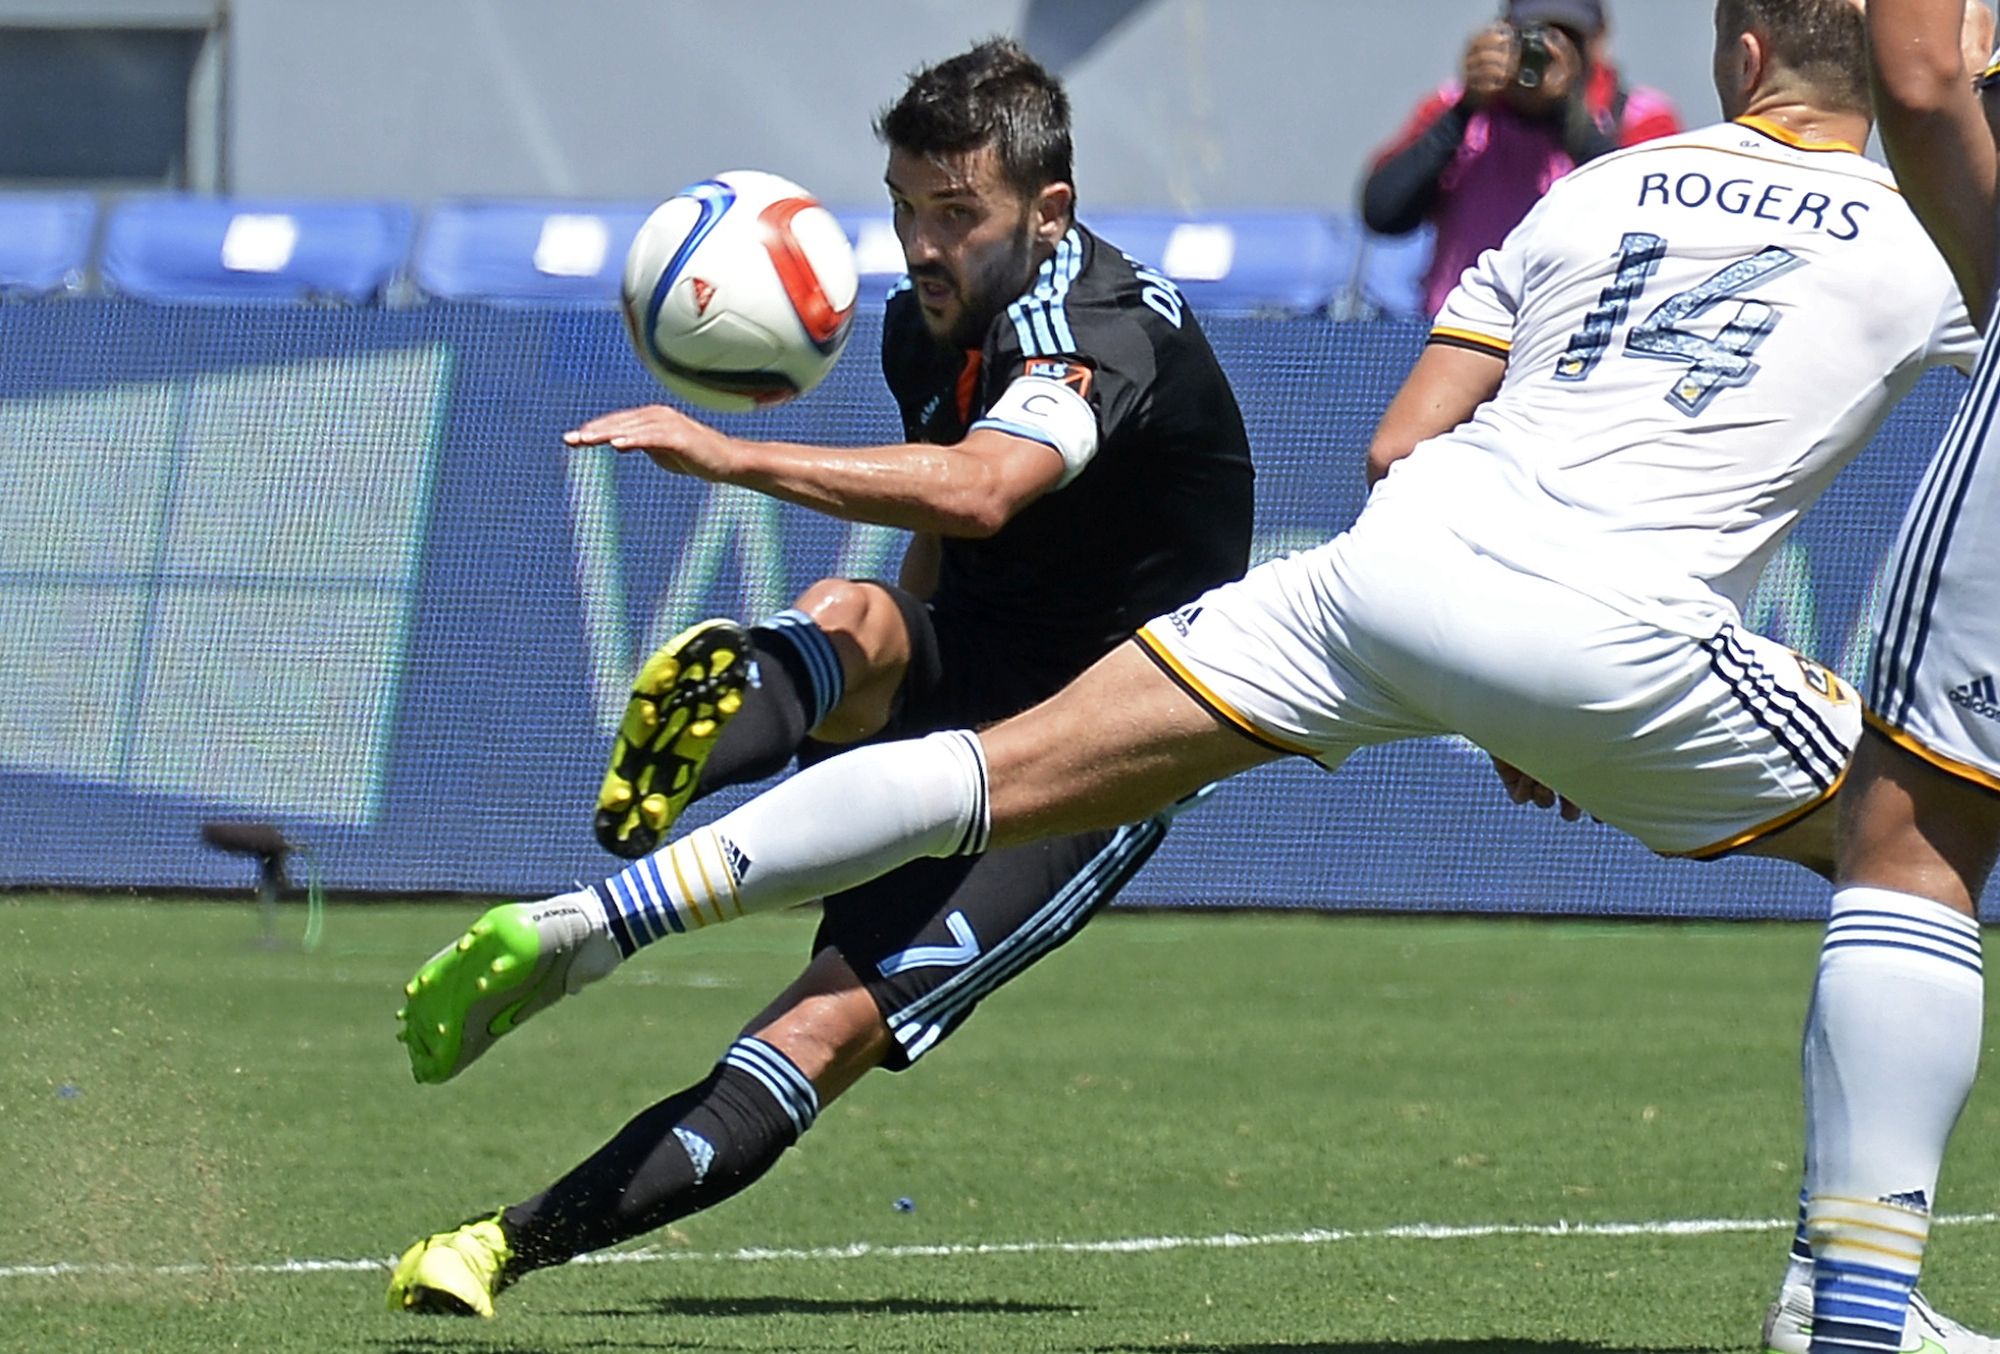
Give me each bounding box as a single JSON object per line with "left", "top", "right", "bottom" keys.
{"left": 1391, "top": 117, "right": 1978, "bottom": 634}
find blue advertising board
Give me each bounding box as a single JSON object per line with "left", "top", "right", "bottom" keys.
{"left": 0, "top": 301, "right": 1972, "bottom": 917}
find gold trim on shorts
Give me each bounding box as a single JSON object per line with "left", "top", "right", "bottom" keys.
{"left": 1133, "top": 626, "right": 1318, "bottom": 757}
{"left": 1672, "top": 763, "right": 1849, "bottom": 861}
{"left": 1865, "top": 709, "right": 2000, "bottom": 796}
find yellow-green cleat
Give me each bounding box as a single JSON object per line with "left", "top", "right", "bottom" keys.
{"left": 396, "top": 896, "right": 621, "bottom": 1084}
{"left": 595, "top": 618, "right": 751, "bottom": 859}
{"left": 387, "top": 1213, "right": 514, "bottom": 1317}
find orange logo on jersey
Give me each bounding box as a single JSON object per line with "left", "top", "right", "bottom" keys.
{"left": 1021, "top": 359, "right": 1093, "bottom": 398}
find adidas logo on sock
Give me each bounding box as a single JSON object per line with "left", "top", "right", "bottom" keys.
{"left": 1948, "top": 675, "right": 2000, "bottom": 722}
{"left": 1880, "top": 1188, "right": 1932, "bottom": 1213}
{"left": 720, "top": 834, "right": 752, "bottom": 883}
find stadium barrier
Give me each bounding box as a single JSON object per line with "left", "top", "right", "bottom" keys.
{"left": 0, "top": 300, "right": 1975, "bottom": 917}
{"left": 0, "top": 191, "right": 1424, "bottom": 318}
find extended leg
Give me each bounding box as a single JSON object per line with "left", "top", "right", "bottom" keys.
{"left": 504, "top": 949, "right": 888, "bottom": 1268}
{"left": 1797, "top": 733, "right": 1999, "bottom": 1354}
{"left": 390, "top": 949, "right": 889, "bottom": 1315}
{"left": 399, "top": 641, "right": 1280, "bottom": 1084}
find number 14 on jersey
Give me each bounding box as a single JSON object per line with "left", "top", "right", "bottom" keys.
{"left": 1555, "top": 232, "right": 1804, "bottom": 416}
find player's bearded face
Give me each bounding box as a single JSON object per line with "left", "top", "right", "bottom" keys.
{"left": 887, "top": 146, "right": 1047, "bottom": 349}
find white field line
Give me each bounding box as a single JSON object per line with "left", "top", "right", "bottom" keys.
{"left": 5, "top": 1211, "right": 1999, "bottom": 1282}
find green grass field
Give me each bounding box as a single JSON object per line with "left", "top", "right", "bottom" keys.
{"left": 4, "top": 896, "right": 1998, "bottom": 1353}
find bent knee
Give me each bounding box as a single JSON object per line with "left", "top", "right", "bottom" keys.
{"left": 792, "top": 581, "right": 907, "bottom": 665}
{"left": 747, "top": 969, "right": 893, "bottom": 1096}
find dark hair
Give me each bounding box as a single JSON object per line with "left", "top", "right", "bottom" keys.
{"left": 1715, "top": 0, "right": 1869, "bottom": 113}
{"left": 874, "top": 38, "right": 1075, "bottom": 203}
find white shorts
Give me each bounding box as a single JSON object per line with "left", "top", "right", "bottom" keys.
{"left": 1867, "top": 375, "right": 2000, "bottom": 794}
{"left": 1136, "top": 500, "right": 1861, "bottom": 857}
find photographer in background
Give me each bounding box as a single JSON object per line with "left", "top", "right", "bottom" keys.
{"left": 1360, "top": 0, "right": 1678, "bottom": 315}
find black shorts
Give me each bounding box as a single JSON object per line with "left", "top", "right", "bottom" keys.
{"left": 801, "top": 583, "right": 1167, "bottom": 1071}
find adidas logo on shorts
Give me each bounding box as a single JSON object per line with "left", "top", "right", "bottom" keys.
{"left": 1947, "top": 675, "right": 2000, "bottom": 722}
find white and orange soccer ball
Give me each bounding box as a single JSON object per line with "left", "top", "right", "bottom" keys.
{"left": 620, "top": 170, "right": 860, "bottom": 413}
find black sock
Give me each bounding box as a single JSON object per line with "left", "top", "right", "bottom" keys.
{"left": 501, "top": 1037, "right": 820, "bottom": 1270}
{"left": 692, "top": 625, "right": 824, "bottom": 794}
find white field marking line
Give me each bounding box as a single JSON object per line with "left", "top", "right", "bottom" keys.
{"left": 5, "top": 1212, "right": 1999, "bottom": 1282}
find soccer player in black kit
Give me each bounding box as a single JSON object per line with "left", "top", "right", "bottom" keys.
{"left": 388, "top": 37, "right": 1254, "bottom": 1315}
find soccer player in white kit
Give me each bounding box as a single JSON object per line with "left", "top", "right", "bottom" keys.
{"left": 403, "top": 3, "right": 1992, "bottom": 1347}
{"left": 1756, "top": 2, "right": 2000, "bottom": 1353}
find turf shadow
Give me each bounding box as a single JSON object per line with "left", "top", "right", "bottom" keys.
{"left": 376, "top": 1338, "right": 674, "bottom": 1354}
{"left": 1094, "top": 1342, "right": 1726, "bottom": 1354}
{"left": 576, "top": 1294, "right": 1078, "bottom": 1318}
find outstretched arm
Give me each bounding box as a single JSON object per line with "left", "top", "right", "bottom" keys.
{"left": 1871, "top": 0, "right": 2000, "bottom": 327}
{"left": 566, "top": 404, "right": 1066, "bottom": 538}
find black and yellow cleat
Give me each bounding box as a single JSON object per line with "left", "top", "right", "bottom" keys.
{"left": 595, "top": 618, "right": 751, "bottom": 859}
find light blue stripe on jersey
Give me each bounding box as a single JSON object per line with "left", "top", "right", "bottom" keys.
{"left": 721, "top": 1036, "right": 819, "bottom": 1134}
{"left": 887, "top": 816, "right": 1162, "bottom": 1061}
{"left": 1006, "top": 228, "right": 1084, "bottom": 357}
{"left": 1046, "top": 232, "right": 1079, "bottom": 349}
{"left": 1871, "top": 329, "right": 2000, "bottom": 721}
{"left": 1007, "top": 300, "right": 1037, "bottom": 352}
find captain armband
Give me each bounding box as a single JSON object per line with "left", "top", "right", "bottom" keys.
{"left": 969, "top": 375, "right": 1101, "bottom": 488}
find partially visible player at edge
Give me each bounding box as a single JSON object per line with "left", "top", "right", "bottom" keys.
{"left": 1763, "top": 2, "right": 2000, "bottom": 1353}
{"left": 385, "top": 39, "right": 1255, "bottom": 1315}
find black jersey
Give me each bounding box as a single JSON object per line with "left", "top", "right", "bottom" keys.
{"left": 879, "top": 224, "right": 1254, "bottom": 686}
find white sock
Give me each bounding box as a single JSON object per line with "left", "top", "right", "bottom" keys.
{"left": 1782, "top": 1185, "right": 1813, "bottom": 1290}
{"left": 595, "top": 730, "right": 989, "bottom": 954}
{"left": 1804, "top": 885, "right": 1982, "bottom": 1352}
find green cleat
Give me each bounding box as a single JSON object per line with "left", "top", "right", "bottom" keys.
{"left": 595, "top": 618, "right": 751, "bottom": 859}
{"left": 397, "top": 896, "right": 620, "bottom": 1084}
{"left": 386, "top": 1213, "right": 514, "bottom": 1317}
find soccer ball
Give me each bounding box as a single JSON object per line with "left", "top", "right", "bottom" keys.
{"left": 621, "top": 169, "right": 860, "bottom": 413}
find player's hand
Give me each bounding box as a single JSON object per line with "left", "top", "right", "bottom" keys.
{"left": 1505, "top": 25, "right": 1582, "bottom": 116}
{"left": 564, "top": 405, "right": 741, "bottom": 480}
{"left": 1490, "top": 755, "right": 1585, "bottom": 822}
{"left": 1461, "top": 25, "right": 1517, "bottom": 108}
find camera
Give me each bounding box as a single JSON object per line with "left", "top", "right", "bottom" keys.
{"left": 1514, "top": 22, "right": 1554, "bottom": 89}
